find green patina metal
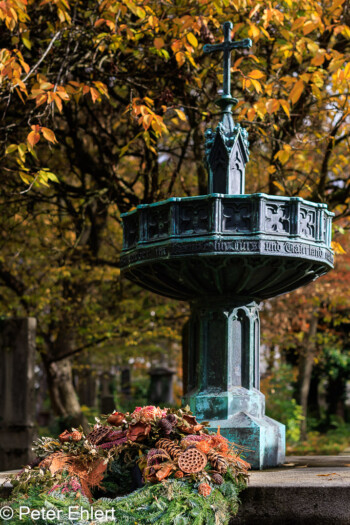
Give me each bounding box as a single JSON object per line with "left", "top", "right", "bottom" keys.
{"left": 120, "top": 22, "right": 334, "bottom": 469}
{"left": 204, "top": 21, "right": 252, "bottom": 195}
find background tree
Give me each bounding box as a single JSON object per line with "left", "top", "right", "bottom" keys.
{"left": 0, "top": 0, "right": 349, "bottom": 431}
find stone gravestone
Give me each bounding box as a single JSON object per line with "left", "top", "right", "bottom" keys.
{"left": 148, "top": 367, "right": 175, "bottom": 405}
{"left": 76, "top": 365, "right": 98, "bottom": 408}
{"left": 121, "top": 367, "right": 131, "bottom": 397}
{"left": 100, "top": 371, "right": 116, "bottom": 415}
{"left": 0, "top": 318, "right": 36, "bottom": 470}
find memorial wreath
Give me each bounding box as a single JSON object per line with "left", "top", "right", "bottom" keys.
{"left": 4, "top": 406, "right": 250, "bottom": 524}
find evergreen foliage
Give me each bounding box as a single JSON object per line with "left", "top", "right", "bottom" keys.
{"left": 3, "top": 478, "right": 243, "bottom": 525}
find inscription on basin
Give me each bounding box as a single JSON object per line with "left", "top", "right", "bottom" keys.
{"left": 122, "top": 239, "right": 332, "bottom": 266}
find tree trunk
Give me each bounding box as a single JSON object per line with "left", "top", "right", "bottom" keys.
{"left": 43, "top": 325, "right": 89, "bottom": 433}
{"left": 308, "top": 372, "right": 321, "bottom": 422}
{"left": 44, "top": 357, "right": 89, "bottom": 433}
{"left": 327, "top": 373, "right": 346, "bottom": 423}
{"left": 267, "top": 344, "right": 276, "bottom": 373}
{"left": 298, "top": 314, "right": 319, "bottom": 440}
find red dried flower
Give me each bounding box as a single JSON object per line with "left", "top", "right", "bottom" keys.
{"left": 131, "top": 406, "right": 167, "bottom": 421}
{"left": 59, "top": 430, "right": 72, "bottom": 443}
{"left": 107, "top": 411, "right": 125, "bottom": 427}
{"left": 71, "top": 431, "right": 83, "bottom": 442}
{"left": 178, "top": 414, "right": 203, "bottom": 434}
{"left": 127, "top": 422, "right": 152, "bottom": 442}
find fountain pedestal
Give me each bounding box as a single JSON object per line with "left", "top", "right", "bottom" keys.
{"left": 184, "top": 300, "right": 285, "bottom": 468}
{"left": 120, "top": 192, "right": 333, "bottom": 468}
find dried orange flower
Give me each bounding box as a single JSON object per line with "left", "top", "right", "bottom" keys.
{"left": 198, "top": 482, "right": 211, "bottom": 497}
{"left": 196, "top": 441, "right": 211, "bottom": 454}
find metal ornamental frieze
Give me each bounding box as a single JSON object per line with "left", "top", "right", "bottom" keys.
{"left": 120, "top": 22, "right": 334, "bottom": 469}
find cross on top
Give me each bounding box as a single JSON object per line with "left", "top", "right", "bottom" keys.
{"left": 203, "top": 22, "right": 252, "bottom": 98}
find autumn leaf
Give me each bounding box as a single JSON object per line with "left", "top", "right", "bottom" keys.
{"left": 289, "top": 80, "right": 304, "bottom": 104}
{"left": 174, "top": 109, "right": 187, "bottom": 122}
{"left": 266, "top": 99, "right": 280, "bottom": 114}
{"left": 248, "top": 69, "right": 265, "bottom": 79}
{"left": 5, "top": 144, "right": 18, "bottom": 155}
{"left": 53, "top": 94, "right": 63, "bottom": 112}
{"left": 21, "top": 31, "right": 31, "bottom": 50}
{"left": 41, "top": 128, "right": 57, "bottom": 143}
{"left": 273, "top": 181, "right": 285, "bottom": 192}
{"left": 274, "top": 145, "right": 292, "bottom": 165}
{"left": 154, "top": 37, "right": 164, "bottom": 50}
{"left": 27, "top": 130, "right": 40, "bottom": 148}
{"left": 40, "top": 82, "right": 55, "bottom": 90}
{"left": 90, "top": 87, "right": 100, "bottom": 103}
{"left": 187, "top": 32, "right": 198, "bottom": 48}
{"left": 36, "top": 93, "right": 47, "bottom": 106}
{"left": 311, "top": 52, "right": 325, "bottom": 66}
{"left": 247, "top": 108, "right": 256, "bottom": 121}
{"left": 331, "top": 241, "right": 346, "bottom": 254}
{"left": 248, "top": 24, "right": 260, "bottom": 40}
{"left": 175, "top": 52, "right": 185, "bottom": 67}
{"left": 279, "top": 100, "right": 290, "bottom": 118}
{"left": 303, "top": 21, "right": 319, "bottom": 35}
{"left": 142, "top": 114, "right": 153, "bottom": 130}
{"left": 250, "top": 79, "right": 262, "bottom": 93}
{"left": 56, "top": 86, "right": 70, "bottom": 100}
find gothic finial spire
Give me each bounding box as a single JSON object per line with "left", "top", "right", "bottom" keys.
{"left": 203, "top": 21, "right": 252, "bottom": 130}
{"left": 203, "top": 22, "right": 252, "bottom": 195}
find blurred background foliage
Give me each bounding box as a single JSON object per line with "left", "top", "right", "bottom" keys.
{"left": 0, "top": 0, "right": 349, "bottom": 452}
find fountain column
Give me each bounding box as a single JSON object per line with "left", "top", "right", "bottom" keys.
{"left": 184, "top": 299, "right": 285, "bottom": 468}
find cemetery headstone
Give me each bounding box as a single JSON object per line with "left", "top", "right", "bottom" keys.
{"left": 77, "top": 365, "right": 97, "bottom": 408}
{"left": 0, "top": 318, "right": 36, "bottom": 470}
{"left": 100, "top": 371, "right": 115, "bottom": 414}
{"left": 121, "top": 367, "right": 131, "bottom": 397}
{"left": 148, "top": 367, "right": 175, "bottom": 405}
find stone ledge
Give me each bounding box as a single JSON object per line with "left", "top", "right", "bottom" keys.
{"left": 0, "top": 470, "right": 17, "bottom": 499}
{"left": 232, "top": 456, "right": 350, "bottom": 524}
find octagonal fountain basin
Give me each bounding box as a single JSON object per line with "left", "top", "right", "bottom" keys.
{"left": 120, "top": 193, "right": 334, "bottom": 302}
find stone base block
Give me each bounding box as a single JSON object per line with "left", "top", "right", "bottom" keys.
{"left": 209, "top": 411, "right": 285, "bottom": 469}
{"left": 0, "top": 426, "right": 35, "bottom": 471}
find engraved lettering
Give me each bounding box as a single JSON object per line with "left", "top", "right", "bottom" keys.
{"left": 264, "top": 241, "right": 282, "bottom": 252}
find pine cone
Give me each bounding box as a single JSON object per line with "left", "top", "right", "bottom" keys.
{"left": 198, "top": 482, "right": 212, "bottom": 497}
{"left": 207, "top": 450, "right": 227, "bottom": 474}
{"left": 166, "top": 414, "right": 177, "bottom": 425}
{"left": 147, "top": 448, "right": 171, "bottom": 466}
{"left": 155, "top": 439, "right": 182, "bottom": 460}
{"left": 211, "top": 472, "right": 224, "bottom": 485}
{"left": 158, "top": 418, "right": 173, "bottom": 435}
